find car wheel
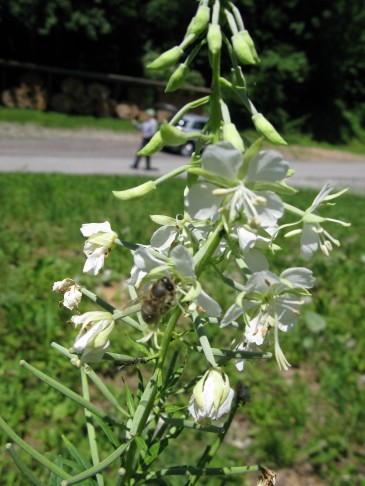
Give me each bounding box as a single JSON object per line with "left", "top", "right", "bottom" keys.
{"left": 180, "top": 141, "right": 195, "bottom": 157}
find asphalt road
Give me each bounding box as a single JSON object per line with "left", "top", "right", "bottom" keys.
{"left": 0, "top": 129, "right": 364, "bottom": 191}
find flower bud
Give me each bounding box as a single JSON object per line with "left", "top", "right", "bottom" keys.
{"left": 147, "top": 46, "right": 184, "bottom": 70}
{"left": 165, "top": 63, "right": 189, "bottom": 93}
{"left": 242, "top": 30, "right": 259, "bottom": 62}
{"left": 160, "top": 123, "right": 200, "bottom": 146}
{"left": 113, "top": 180, "right": 156, "bottom": 201}
{"left": 188, "top": 367, "right": 234, "bottom": 423}
{"left": 186, "top": 5, "right": 210, "bottom": 37}
{"left": 138, "top": 131, "right": 164, "bottom": 156}
{"left": 222, "top": 122, "right": 245, "bottom": 152}
{"left": 207, "top": 24, "right": 222, "bottom": 55}
{"left": 71, "top": 311, "right": 115, "bottom": 363}
{"left": 231, "top": 32, "right": 256, "bottom": 65}
{"left": 252, "top": 113, "right": 287, "bottom": 145}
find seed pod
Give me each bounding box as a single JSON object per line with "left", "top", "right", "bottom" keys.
{"left": 207, "top": 24, "right": 222, "bottom": 55}
{"left": 252, "top": 113, "right": 287, "bottom": 145}
{"left": 113, "top": 181, "right": 156, "bottom": 201}
{"left": 223, "top": 122, "right": 245, "bottom": 152}
{"left": 186, "top": 5, "right": 210, "bottom": 37}
{"left": 231, "top": 32, "right": 256, "bottom": 65}
{"left": 148, "top": 46, "right": 184, "bottom": 70}
{"left": 165, "top": 63, "right": 189, "bottom": 92}
{"left": 138, "top": 131, "right": 165, "bottom": 156}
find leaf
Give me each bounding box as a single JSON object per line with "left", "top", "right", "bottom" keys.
{"left": 92, "top": 416, "right": 120, "bottom": 449}
{"left": 62, "top": 435, "right": 92, "bottom": 470}
{"left": 304, "top": 311, "right": 327, "bottom": 333}
{"left": 123, "top": 382, "right": 136, "bottom": 416}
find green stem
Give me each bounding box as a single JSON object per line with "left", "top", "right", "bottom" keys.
{"left": 142, "top": 465, "right": 260, "bottom": 480}
{"left": 194, "top": 222, "right": 223, "bottom": 276}
{"left": 169, "top": 96, "right": 210, "bottom": 126}
{"left": 0, "top": 418, "right": 70, "bottom": 480}
{"left": 229, "top": 1, "right": 245, "bottom": 31}
{"left": 81, "top": 368, "right": 104, "bottom": 486}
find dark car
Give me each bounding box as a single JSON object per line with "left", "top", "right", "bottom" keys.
{"left": 164, "top": 113, "right": 209, "bottom": 156}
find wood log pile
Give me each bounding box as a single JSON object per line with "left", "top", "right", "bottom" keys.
{"left": 1, "top": 72, "right": 47, "bottom": 110}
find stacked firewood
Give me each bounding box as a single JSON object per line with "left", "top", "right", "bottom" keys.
{"left": 1, "top": 72, "right": 47, "bottom": 110}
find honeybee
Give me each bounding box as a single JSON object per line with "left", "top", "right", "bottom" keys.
{"left": 141, "top": 277, "right": 176, "bottom": 324}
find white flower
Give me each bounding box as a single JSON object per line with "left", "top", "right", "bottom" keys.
{"left": 185, "top": 143, "right": 290, "bottom": 234}
{"left": 52, "top": 278, "right": 82, "bottom": 310}
{"left": 284, "top": 184, "right": 350, "bottom": 257}
{"left": 70, "top": 311, "right": 115, "bottom": 363}
{"left": 188, "top": 367, "right": 234, "bottom": 423}
{"left": 81, "top": 221, "right": 118, "bottom": 275}
{"left": 221, "top": 268, "right": 315, "bottom": 370}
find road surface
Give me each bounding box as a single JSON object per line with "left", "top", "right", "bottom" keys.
{"left": 0, "top": 124, "right": 364, "bottom": 191}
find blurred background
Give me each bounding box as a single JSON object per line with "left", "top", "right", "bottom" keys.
{"left": 0, "top": 0, "right": 364, "bottom": 144}
{"left": 0, "top": 1, "right": 365, "bottom": 485}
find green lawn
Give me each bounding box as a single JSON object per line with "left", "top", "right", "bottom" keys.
{"left": 0, "top": 172, "right": 364, "bottom": 484}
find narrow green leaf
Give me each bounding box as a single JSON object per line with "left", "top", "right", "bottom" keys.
{"left": 193, "top": 315, "right": 217, "bottom": 368}
{"left": 19, "top": 361, "right": 116, "bottom": 425}
{"left": 62, "top": 440, "right": 132, "bottom": 485}
{"left": 6, "top": 443, "right": 46, "bottom": 486}
{"left": 136, "top": 368, "right": 145, "bottom": 401}
{"left": 123, "top": 382, "right": 136, "bottom": 416}
{"left": 61, "top": 436, "right": 92, "bottom": 471}
{"left": 135, "top": 436, "right": 148, "bottom": 453}
{"left": 0, "top": 417, "right": 70, "bottom": 480}
{"left": 92, "top": 416, "right": 120, "bottom": 449}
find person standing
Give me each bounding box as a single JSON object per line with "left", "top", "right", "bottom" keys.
{"left": 131, "top": 108, "right": 158, "bottom": 170}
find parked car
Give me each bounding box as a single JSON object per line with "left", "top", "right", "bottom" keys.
{"left": 164, "top": 113, "right": 209, "bottom": 156}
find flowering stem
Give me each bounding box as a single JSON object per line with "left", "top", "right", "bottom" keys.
{"left": 194, "top": 222, "right": 223, "bottom": 276}
{"left": 141, "top": 465, "right": 260, "bottom": 480}
{"left": 81, "top": 368, "right": 104, "bottom": 486}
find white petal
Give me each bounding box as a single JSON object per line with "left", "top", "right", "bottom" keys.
{"left": 133, "top": 248, "right": 165, "bottom": 272}
{"left": 185, "top": 183, "right": 221, "bottom": 220}
{"left": 246, "top": 150, "right": 289, "bottom": 183}
{"left": 280, "top": 267, "right": 315, "bottom": 289}
{"left": 201, "top": 142, "right": 243, "bottom": 179}
{"left": 63, "top": 286, "right": 82, "bottom": 310}
{"left": 171, "top": 245, "right": 195, "bottom": 277}
{"left": 245, "top": 315, "right": 266, "bottom": 345}
{"left": 221, "top": 304, "right": 243, "bottom": 328}
{"left": 151, "top": 226, "right": 178, "bottom": 251}
{"left": 80, "top": 221, "right": 112, "bottom": 237}
{"left": 195, "top": 289, "right": 221, "bottom": 317}
{"left": 80, "top": 342, "right": 110, "bottom": 363}
{"left": 236, "top": 226, "right": 257, "bottom": 251}
{"left": 254, "top": 192, "right": 284, "bottom": 229}
{"left": 83, "top": 247, "right": 105, "bottom": 275}
{"left": 300, "top": 224, "right": 319, "bottom": 257}
{"left": 215, "top": 388, "right": 234, "bottom": 419}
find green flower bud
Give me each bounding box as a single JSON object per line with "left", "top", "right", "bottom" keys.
{"left": 231, "top": 32, "right": 256, "bottom": 65}
{"left": 186, "top": 5, "right": 210, "bottom": 37}
{"left": 148, "top": 46, "right": 184, "bottom": 70}
{"left": 113, "top": 181, "right": 156, "bottom": 201}
{"left": 207, "top": 24, "right": 222, "bottom": 55}
{"left": 138, "top": 131, "right": 164, "bottom": 156}
{"left": 165, "top": 63, "right": 189, "bottom": 92}
{"left": 222, "top": 122, "right": 245, "bottom": 152}
{"left": 252, "top": 113, "right": 287, "bottom": 145}
{"left": 242, "top": 30, "right": 259, "bottom": 62}
{"left": 160, "top": 123, "right": 202, "bottom": 146}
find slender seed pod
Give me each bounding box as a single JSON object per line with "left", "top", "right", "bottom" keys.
{"left": 160, "top": 123, "right": 189, "bottom": 146}
{"left": 231, "top": 32, "right": 256, "bottom": 65}
{"left": 252, "top": 113, "right": 287, "bottom": 145}
{"left": 138, "top": 131, "right": 165, "bottom": 156}
{"left": 148, "top": 46, "right": 184, "bottom": 70}
{"left": 186, "top": 5, "right": 210, "bottom": 37}
{"left": 165, "top": 63, "right": 189, "bottom": 92}
{"left": 207, "top": 24, "right": 222, "bottom": 55}
{"left": 222, "top": 122, "right": 245, "bottom": 152}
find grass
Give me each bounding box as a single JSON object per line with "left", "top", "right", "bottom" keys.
{"left": 0, "top": 173, "right": 365, "bottom": 485}
{"left": 0, "top": 106, "right": 132, "bottom": 132}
